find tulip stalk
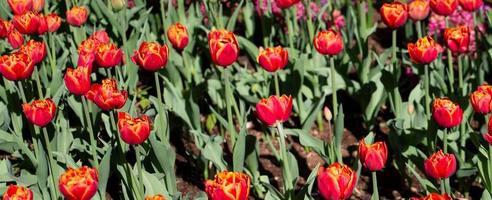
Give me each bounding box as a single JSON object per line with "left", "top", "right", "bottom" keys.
{"left": 274, "top": 73, "right": 280, "bottom": 96}
{"left": 276, "top": 123, "right": 293, "bottom": 195}
{"left": 445, "top": 17, "right": 455, "bottom": 93}
{"left": 223, "top": 68, "right": 237, "bottom": 145}
{"left": 458, "top": 55, "right": 464, "bottom": 95}
{"left": 416, "top": 21, "right": 423, "bottom": 38}
{"left": 424, "top": 64, "right": 430, "bottom": 119}
{"left": 372, "top": 171, "right": 379, "bottom": 200}
{"left": 285, "top": 10, "right": 294, "bottom": 48}
{"left": 443, "top": 128, "right": 448, "bottom": 154}
{"left": 82, "top": 97, "right": 99, "bottom": 167}
{"left": 330, "top": 57, "right": 338, "bottom": 118}
{"left": 41, "top": 127, "right": 59, "bottom": 199}
{"left": 136, "top": 146, "right": 145, "bottom": 199}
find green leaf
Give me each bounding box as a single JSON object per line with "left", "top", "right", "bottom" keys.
{"left": 98, "top": 146, "right": 112, "bottom": 195}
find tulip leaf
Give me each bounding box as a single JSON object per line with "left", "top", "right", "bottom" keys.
{"left": 97, "top": 146, "right": 112, "bottom": 196}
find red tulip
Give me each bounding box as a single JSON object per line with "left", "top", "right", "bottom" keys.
{"left": 410, "top": 193, "right": 452, "bottom": 200}
{"left": 2, "top": 185, "right": 33, "bottom": 200}
{"left": 36, "top": 14, "right": 48, "bottom": 34}
{"left": 380, "top": 2, "right": 408, "bottom": 29}
{"left": 444, "top": 26, "right": 470, "bottom": 53}
{"left": 85, "top": 78, "right": 128, "bottom": 110}
{"left": 430, "top": 0, "right": 458, "bottom": 16}
{"left": 257, "top": 46, "right": 289, "bottom": 72}
{"left": 208, "top": 29, "right": 239, "bottom": 67}
{"left": 205, "top": 171, "right": 250, "bottom": 200}
{"left": 20, "top": 40, "right": 46, "bottom": 64}
{"left": 45, "top": 13, "right": 61, "bottom": 32}
{"left": 78, "top": 53, "right": 95, "bottom": 67}
{"left": 0, "top": 52, "right": 33, "bottom": 81}
{"left": 424, "top": 150, "right": 457, "bottom": 179}
{"left": 78, "top": 38, "right": 101, "bottom": 55}
{"left": 0, "top": 18, "right": 12, "bottom": 38}
{"left": 32, "top": 0, "right": 44, "bottom": 13}
{"left": 95, "top": 43, "right": 123, "bottom": 67}
{"left": 7, "top": 30, "right": 24, "bottom": 49}
{"left": 275, "top": 0, "right": 300, "bottom": 9}
{"left": 317, "top": 162, "right": 357, "bottom": 200}
{"left": 470, "top": 85, "right": 492, "bottom": 113}
{"left": 90, "top": 30, "right": 110, "bottom": 44}
{"left": 59, "top": 166, "right": 98, "bottom": 200}
{"left": 432, "top": 98, "right": 463, "bottom": 128}
{"left": 459, "top": 0, "right": 483, "bottom": 12}
{"left": 22, "top": 98, "right": 56, "bottom": 127}
{"left": 358, "top": 140, "right": 388, "bottom": 171}
{"left": 256, "top": 95, "right": 292, "bottom": 127}
{"left": 131, "top": 42, "right": 169, "bottom": 71}
{"left": 485, "top": 117, "right": 492, "bottom": 145}
{"left": 12, "top": 12, "right": 39, "bottom": 34}
{"left": 118, "top": 112, "right": 152, "bottom": 145}
{"left": 408, "top": 0, "right": 430, "bottom": 22}
{"left": 66, "top": 6, "right": 89, "bottom": 27}
{"left": 8, "top": 0, "right": 33, "bottom": 15}
{"left": 407, "top": 36, "right": 439, "bottom": 64}
{"left": 145, "top": 195, "right": 165, "bottom": 200}
{"left": 167, "top": 23, "right": 189, "bottom": 50}
{"left": 314, "top": 29, "right": 344, "bottom": 56}
{"left": 64, "top": 66, "right": 91, "bottom": 96}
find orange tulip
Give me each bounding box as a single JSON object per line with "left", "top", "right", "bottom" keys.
{"left": 443, "top": 26, "right": 470, "bottom": 53}
{"left": 85, "top": 78, "right": 128, "bottom": 110}
{"left": 430, "top": 0, "right": 458, "bottom": 16}
{"left": 64, "top": 66, "right": 91, "bottom": 96}
{"left": 20, "top": 39, "right": 46, "bottom": 64}
{"left": 358, "top": 140, "right": 388, "bottom": 171}
{"left": 12, "top": 11, "right": 39, "bottom": 34}
{"left": 7, "top": 0, "right": 33, "bottom": 15}
{"left": 118, "top": 112, "right": 152, "bottom": 145}
{"left": 380, "top": 2, "right": 408, "bottom": 29}
{"left": 22, "top": 98, "right": 57, "bottom": 127}
{"left": 257, "top": 46, "right": 289, "bottom": 72}
{"left": 424, "top": 150, "right": 457, "bottom": 179}
{"left": 66, "top": 6, "right": 89, "bottom": 27}
{"left": 208, "top": 29, "right": 239, "bottom": 67}
{"left": 131, "top": 42, "right": 169, "bottom": 71}
{"left": 167, "top": 23, "right": 189, "bottom": 50}
{"left": 275, "top": 0, "right": 300, "bottom": 9}
{"left": 145, "top": 195, "right": 166, "bottom": 200}
{"left": 45, "top": 13, "right": 61, "bottom": 32}
{"left": 95, "top": 43, "right": 123, "bottom": 67}
{"left": 432, "top": 98, "right": 463, "bottom": 128}
{"left": 2, "top": 185, "right": 33, "bottom": 200}
{"left": 7, "top": 30, "right": 24, "bottom": 49}
{"left": 0, "top": 52, "right": 33, "bottom": 81}
{"left": 407, "top": 36, "right": 439, "bottom": 64}
{"left": 317, "top": 162, "right": 357, "bottom": 200}
{"left": 59, "top": 166, "right": 98, "bottom": 200}
{"left": 205, "top": 171, "right": 250, "bottom": 200}
{"left": 314, "top": 29, "right": 344, "bottom": 56}
{"left": 408, "top": 0, "right": 430, "bottom": 22}
{"left": 459, "top": 0, "right": 483, "bottom": 12}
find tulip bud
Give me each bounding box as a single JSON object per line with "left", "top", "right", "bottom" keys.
{"left": 410, "top": 193, "right": 452, "bottom": 200}
{"left": 208, "top": 29, "right": 239, "bottom": 67}
{"left": 145, "top": 195, "right": 165, "bottom": 200}
{"left": 111, "top": 0, "right": 126, "bottom": 11}
{"left": 7, "top": 30, "right": 24, "bottom": 49}
{"left": 85, "top": 78, "right": 128, "bottom": 110}
{"left": 314, "top": 29, "right": 344, "bottom": 56}
{"left": 2, "top": 185, "right": 33, "bottom": 200}
{"left": 408, "top": 0, "right": 430, "bottom": 22}
{"left": 275, "top": 0, "right": 300, "bottom": 9}
{"left": 444, "top": 26, "right": 470, "bottom": 53}
{"left": 13, "top": 12, "right": 40, "bottom": 34}
{"left": 470, "top": 85, "right": 492, "bottom": 113}
{"left": 380, "top": 2, "right": 408, "bottom": 29}
{"left": 131, "top": 42, "right": 169, "bottom": 71}
{"left": 22, "top": 98, "right": 57, "bottom": 127}
{"left": 205, "top": 171, "right": 250, "bottom": 200}
{"left": 432, "top": 98, "right": 463, "bottom": 128}
{"left": 317, "top": 162, "right": 357, "bottom": 200}
{"left": 256, "top": 95, "right": 293, "bottom": 127}
{"left": 20, "top": 40, "right": 46, "bottom": 64}
{"left": 32, "top": 0, "right": 44, "bottom": 13}
{"left": 424, "top": 150, "right": 457, "bottom": 179}
{"left": 66, "top": 6, "right": 89, "bottom": 27}
{"left": 0, "top": 52, "right": 33, "bottom": 81}
{"left": 358, "top": 140, "right": 388, "bottom": 171}
{"left": 459, "top": 0, "right": 483, "bottom": 12}
{"left": 167, "top": 23, "right": 189, "bottom": 50}
{"left": 430, "top": 0, "right": 458, "bottom": 16}
{"left": 45, "top": 13, "right": 61, "bottom": 32}
{"left": 323, "top": 106, "right": 332, "bottom": 121}
{"left": 118, "top": 112, "right": 152, "bottom": 145}
{"left": 407, "top": 36, "right": 439, "bottom": 64}
{"left": 257, "top": 46, "right": 289, "bottom": 72}
{"left": 59, "top": 166, "right": 98, "bottom": 200}
{"left": 95, "top": 43, "right": 123, "bottom": 67}
{"left": 64, "top": 66, "right": 91, "bottom": 96}
{"left": 8, "top": 0, "right": 33, "bottom": 15}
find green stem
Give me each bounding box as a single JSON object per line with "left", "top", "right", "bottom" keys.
{"left": 392, "top": 30, "right": 397, "bottom": 66}
{"left": 372, "top": 171, "right": 379, "bottom": 199}
{"left": 223, "top": 68, "right": 236, "bottom": 145}
{"left": 330, "top": 57, "right": 338, "bottom": 118}
{"left": 274, "top": 72, "right": 280, "bottom": 96}
{"left": 42, "top": 127, "right": 59, "bottom": 199}
{"left": 17, "top": 81, "right": 27, "bottom": 103}
{"left": 136, "top": 146, "right": 144, "bottom": 198}
{"left": 416, "top": 21, "right": 423, "bottom": 38}
{"left": 34, "top": 67, "right": 44, "bottom": 98}
{"left": 82, "top": 97, "right": 99, "bottom": 167}
{"left": 277, "top": 123, "right": 293, "bottom": 195}
{"left": 265, "top": 131, "right": 280, "bottom": 160}
{"left": 443, "top": 128, "right": 448, "bottom": 154}
{"left": 441, "top": 179, "right": 446, "bottom": 194}
{"left": 458, "top": 55, "right": 463, "bottom": 95}
{"left": 445, "top": 17, "right": 455, "bottom": 93}
{"left": 285, "top": 10, "right": 294, "bottom": 48}
{"left": 425, "top": 64, "right": 430, "bottom": 119}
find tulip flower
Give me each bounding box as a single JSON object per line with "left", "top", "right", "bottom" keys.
{"left": 470, "top": 85, "right": 492, "bottom": 113}
{"left": 2, "top": 185, "right": 33, "bottom": 200}
{"left": 36, "top": 14, "right": 48, "bottom": 34}
{"left": 0, "top": 19, "right": 11, "bottom": 38}
{"left": 20, "top": 40, "right": 46, "bottom": 64}
{"left": 64, "top": 66, "right": 91, "bottom": 96}
{"left": 485, "top": 117, "right": 492, "bottom": 145}
{"left": 78, "top": 38, "right": 101, "bottom": 56}
{"left": 22, "top": 98, "right": 56, "bottom": 127}
{"left": 459, "top": 0, "right": 483, "bottom": 12}
{"left": 8, "top": 0, "right": 33, "bottom": 15}
{"left": 410, "top": 193, "right": 452, "bottom": 200}
{"left": 407, "top": 36, "right": 439, "bottom": 64}
{"left": 408, "top": 0, "right": 430, "bottom": 22}
{"left": 12, "top": 12, "right": 39, "bottom": 34}
{"left": 275, "top": 0, "right": 300, "bottom": 9}
{"left": 430, "top": 0, "right": 458, "bottom": 16}
{"left": 424, "top": 150, "right": 457, "bottom": 179}
{"left": 85, "top": 78, "right": 128, "bottom": 110}
{"left": 432, "top": 98, "right": 463, "bottom": 128}
{"left": 66, "top": 6, "right": 89, "bottom": 27}
{"left": 145, "top": 195, "right": 165, "bottom": 200}
{"left": 256, "top": 95, "right": 292, "bottom": 127}
{"left": 167, "top": 23, "right": 189, "bottom": 50}
{"left": 32, "top": 0, "right": 44, "bottom": 13}
{"left": 314, "top": 29, "right": 343, "bottom": 56}
{"left": 59, "top": 166, "right": 98, "bottom": 200}
{"left": 90, "top": 30, "right": 110, "bottom": 44}
{"left": 95, "top": 43, "right": 123, "bottom": 67}
{"left": 317, "top": 162, "right": 357, "bottom": 200}
{"left": 205, "top": 171, "right": 250, "bottom": 200}
{"left": 118, "top": 112, "right": 152, "bottom": 145}
{"left": 358, "top": 140, "right": 388, "bottom": 171}
{"left": 208, "top": 29, "right": 239, "bottom": 67}
{"left": 380, "top": 2, "right": 408, "bottom": 29}
{"left": 7, "top": 30, "right": 24, "bottom": 49}
{"left": 443, "top": 26, "right": 470, "bottom": 53}
{"left": 0, "top": 52, "right": 33, "bottom": 81}
{"left": 131, "top": 42, "right": 169, "bottom": 71}
{"left": 257, "top": 46, "right": 289, "bottom": 72}
{"left": 111, "top": 0, "right": 126, "bottom": 11}
{"left": 45, "top": 13, "right": 61, "bottom": 32}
